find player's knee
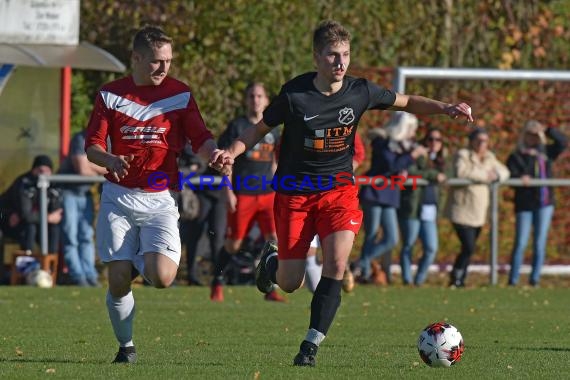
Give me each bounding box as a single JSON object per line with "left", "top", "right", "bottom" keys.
{"left": 145, "top": 267, "right": 177, "bottom": 289}
{"left": 108, "top": 265, "right": 134, "bottom": 297}
{"left": 278, "top": 277, "right": 304, "bottom": 293}
{"left": 279, "top": 283, "right": 301, "bottom": 293}
{"left": 322, "top": 260, "right": 346, "bottom": 279}
{"left": 149, "top": 273, "right": 175, "bottom": 289}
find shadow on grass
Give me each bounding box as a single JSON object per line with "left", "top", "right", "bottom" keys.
{"left": 0, "top": 357, "right": 227, "bottom": 366}
{"left": 0, "top": 357, "right": 109, "bottom": 364}
{"left": 510, "top": 347, "right": 570, "bottom": 352}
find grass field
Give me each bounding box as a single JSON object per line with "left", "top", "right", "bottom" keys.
{"left": 1, "top": 284, "right": 569, "bottom": 379}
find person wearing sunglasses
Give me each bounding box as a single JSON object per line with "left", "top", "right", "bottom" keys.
{"left": 398, "top": 127, "right": 448, "bottom": 286}
{"left": 445, "top": 128, "right": 510, "bottom": 287}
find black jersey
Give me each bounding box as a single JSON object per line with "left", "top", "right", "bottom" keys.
{"left": 219, "top": 116, "right": 279, "bottom": 194}
{"left": 263, "top": 72, "right": 396, "bottom": 194}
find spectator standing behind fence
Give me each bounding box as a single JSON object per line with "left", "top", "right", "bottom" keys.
{"left": 445, "top": 128, "right": 509, "bottom": 287}
{"left": 506, "top": 120, "right": 567, "bottom": 287}
{"left": 210, "top": 82, "right": 284, "bottom": 303}
{"left": 177, "top": 145, "right": 205, "bottom": 286}
{"left": 0, "top": 155, "right": 62, "bottom": 254}
{"left": 58, "top": 130, "right": 107, "bottom": 286}
{"left": 356, "top": 112, "right": 426, "bottom": 284}
{"left": 181, "top": 152, "right": 227, "bottom": 286}
{"left": 398, "top": 127, "right": 448, "bottom": 286}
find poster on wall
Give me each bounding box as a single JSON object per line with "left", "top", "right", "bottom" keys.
{"left": 0, "top": 0, "right": 79, "bottom": 45}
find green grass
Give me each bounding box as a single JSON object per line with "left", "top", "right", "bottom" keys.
{"left": 1, "top": 285, "right": 569, "bottom": 379}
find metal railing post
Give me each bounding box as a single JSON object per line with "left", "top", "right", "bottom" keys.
{"left": 489, "top": 182, "right": 500, "bottom": 285}
{"left": 38, "top": 174, "right": 49, "bottom": 255}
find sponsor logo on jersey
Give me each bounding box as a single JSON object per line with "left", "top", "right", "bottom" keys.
{"left": 120, "top": 125, "right": 167, "bottom": 141}
{"left": 304, "top": 125, "right": 354, "bottom": 152}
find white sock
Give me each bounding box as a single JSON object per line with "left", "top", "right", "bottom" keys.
{"left": 305, "top": 328, "right": 326, "bottom": 346}
{"left": 106, "top": 290, "right": 135, "bottom": 347}
{"left": 305, "top": 256, "right": 322, "bottom": 293}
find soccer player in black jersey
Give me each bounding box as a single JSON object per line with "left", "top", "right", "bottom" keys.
{"left": 209, "top": 20, "right": 473, "bottom": 367}
{"left": 209, "top": 82, "right": 284, "bottom": 303}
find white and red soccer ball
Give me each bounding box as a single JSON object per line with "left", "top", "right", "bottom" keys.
{"left": 417, "top": 322, "right": 464, "bottom": 367}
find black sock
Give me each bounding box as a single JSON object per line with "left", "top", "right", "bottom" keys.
{"left": 212, "top": 247, "right": 232, "bottom": 284}
{"left": 266, "top": 254, "right": 278, "bottom": 284}
{"left": 309, "top": 276, "right": 342, "bottom": 336}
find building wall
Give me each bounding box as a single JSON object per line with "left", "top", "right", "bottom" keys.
{"left": 0, "top": 66, "right": 60, "bottom": 192}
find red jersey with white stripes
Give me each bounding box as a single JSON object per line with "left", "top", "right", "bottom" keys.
{"left": 85, "top": 76, "right": 213, "bottom": 190}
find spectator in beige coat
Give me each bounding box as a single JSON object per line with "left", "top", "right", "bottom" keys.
{"left": 445, "top": 128, "right": 510, "bottom": 287}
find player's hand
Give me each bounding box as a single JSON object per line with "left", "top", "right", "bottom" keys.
{"left": 436, "top": 172, "right": 447, "bottom": 183}
{"left": 445, "top": 102, "right": 474, "bottom": 123}
{"left": 209, "top": 149, "right": 234, "bottom": 172}
{"left": 107, "top": 154, "right": 134, "bottom": 182}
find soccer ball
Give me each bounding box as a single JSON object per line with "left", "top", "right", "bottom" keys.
{"left": 26, "top": 269, "right": 53, "bottom": 288}
{"left": 417, "top": 322, "right": 464, "bottom": 367}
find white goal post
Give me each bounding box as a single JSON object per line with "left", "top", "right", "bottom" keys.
{"left": 394, "top": 67, "right": 570, "bottom": 285}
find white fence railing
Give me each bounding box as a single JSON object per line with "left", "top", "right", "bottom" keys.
{"left": 36, "top": 174, "right": 570, "bottom": 285}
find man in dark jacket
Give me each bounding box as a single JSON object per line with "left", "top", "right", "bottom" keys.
{"left": 0, "top": 155, "right": 62, "bottom": 254}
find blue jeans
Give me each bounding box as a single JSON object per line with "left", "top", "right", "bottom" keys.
{"left": 61, "top": 190, "right": 98, "bottom": 285}
{"left": 508, "top": 205, "right": 554, "bottom": 286}
{"left": 358, "top": 202, "right": 399, "bottom": 279}
{"left": 399, "top": 217, "right": 438, "bottom": 285}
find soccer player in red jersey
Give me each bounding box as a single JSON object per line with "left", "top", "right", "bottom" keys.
{"left": 85, "top": 26, "right": 218, "bottom": 364}
{"left": 210, "top": 20, "right": 473, "bottom": 367}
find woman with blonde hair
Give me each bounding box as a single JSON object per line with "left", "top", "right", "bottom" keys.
{"left": 507, "top": 120, "right": 567, "bottom": 286}
{"left": 356, "top": 112, "right": 426, "bottom": 283}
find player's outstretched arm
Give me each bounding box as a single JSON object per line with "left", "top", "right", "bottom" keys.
{"left": 390, "top": 94, "right": 473, "bottom": 122}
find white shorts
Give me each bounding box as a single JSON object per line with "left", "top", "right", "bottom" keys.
{"left": 310, "top": 235, "right": 320, "bottom": 249}
{"left": 96, "top": 182, "right": 181, "bottom": 270}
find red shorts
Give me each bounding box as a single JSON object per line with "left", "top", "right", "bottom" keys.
{"left": 226, "top": 192, "right": 276, "bottom": 240}
{"left": 274, "top": 185, "right": 363, "bottom": 260}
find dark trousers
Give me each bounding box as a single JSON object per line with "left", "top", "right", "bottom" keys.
{"left": 450, "top": 223, "right": 482, "bottom": 285}
{"left": 22, "top": 223, "right": 60, "bottom": 253}
{"left": 181, "top": 192, "right": 226, "bottom": 281}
